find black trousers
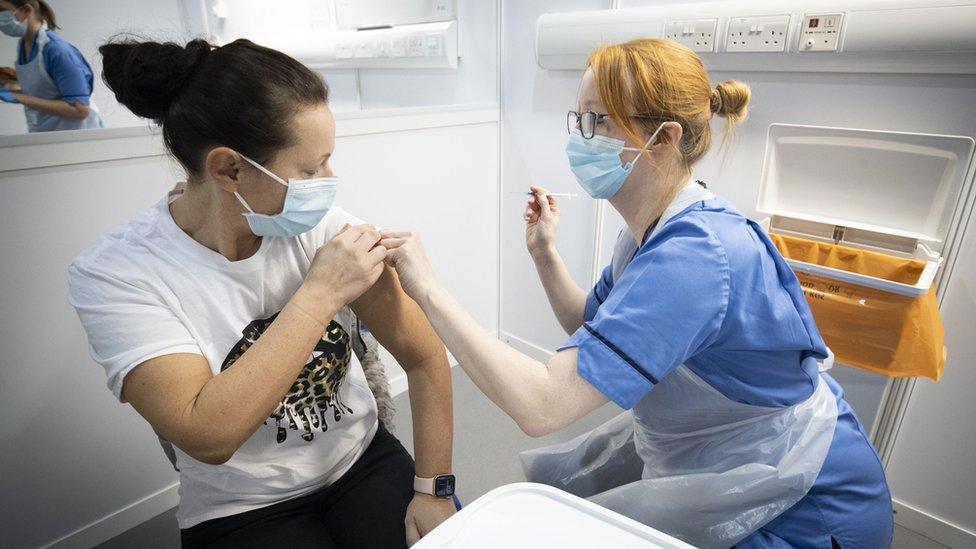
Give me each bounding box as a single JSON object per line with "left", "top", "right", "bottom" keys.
{"left": 181, "top": 425, "right": 415, "bottom": 548}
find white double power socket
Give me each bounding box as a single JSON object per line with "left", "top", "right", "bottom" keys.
{"left": 664, "top": 19, "right": 718, "bottom": 53}
{"left": 726, "top": 15, "right": 791, "bottom": 53}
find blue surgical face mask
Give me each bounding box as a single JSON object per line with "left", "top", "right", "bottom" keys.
{"left": 235, "top": 155, "right": 339, "bottom": 238}
{"left": 0, "top": 10, "right": 27, "bottom": 38}
{"left": 565, "top": 124, "right": 665, "bottom": 199}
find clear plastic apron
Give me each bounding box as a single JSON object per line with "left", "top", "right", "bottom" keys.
{"left": 16, "top": 29, "right": 104, "bottom": 132}
{"left": 521, "top": 182, "right": 839, "bottom": 548}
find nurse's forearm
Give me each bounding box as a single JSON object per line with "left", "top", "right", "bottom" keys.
{"left": 531, "top": 246, "right": 587, "bottom": 335}
{"left": 13, "top": 93, "right": 90, "bottom": 118}
{"left": 417, "top": 282, "right": 580, "bottom": 436}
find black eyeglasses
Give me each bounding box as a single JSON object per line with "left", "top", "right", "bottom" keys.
{"left": 568, "top": 110, "right": 665, "bottom": 140}
{"left": 567, "top": 111, "right": 610, "bottom": 140}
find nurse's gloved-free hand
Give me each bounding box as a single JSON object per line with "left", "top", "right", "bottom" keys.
{"left": 297, "top": 224, "right": 387, "bottom": 322}
{"left": 524, "top": 186, "right": 560, "bottom": 259}
{"left": 0, "top": 88, "right": 19, "bottom": 104}
{"left": 379, "top": 230, "right": 437, "bottom": 305}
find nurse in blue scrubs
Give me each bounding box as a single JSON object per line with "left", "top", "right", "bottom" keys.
{"left": 378, "top": 38, "right": 893, "bottom": 548}
{"left": 0, "top": 0, "right": 104, "bottom": 131}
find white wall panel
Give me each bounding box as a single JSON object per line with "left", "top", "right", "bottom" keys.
{"left": 500, "top": 0, "right": 610, "bottom": 353}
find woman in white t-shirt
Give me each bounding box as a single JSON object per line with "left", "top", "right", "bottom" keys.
{"left": 68, "top": 38, "right": 456, "bottom": 548}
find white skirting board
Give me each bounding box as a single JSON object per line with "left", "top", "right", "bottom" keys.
{"left": 387, "top": 334, "right": 492, "bottom": 398}
{"left": 501, "top": 331, "right": 556, "bottom": 362}
{"left": 893, "top": 499, "right": 976, "bottom": 548}
{"left": 46, "top": 483, "right": 180, "bottom": 549}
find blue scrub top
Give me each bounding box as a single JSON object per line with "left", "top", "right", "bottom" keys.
{"left": 561, "top": 195, "right": 892, "bottom": 547}
{"left": 561, "top": 195, "right": 827, "bottom": 409}
{"left": 18, "top": 30, "right": 95, "bottom": 106}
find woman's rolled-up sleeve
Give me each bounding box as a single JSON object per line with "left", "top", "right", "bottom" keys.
{"left": 68, "top": 262, "right": 202, "bottom": 402}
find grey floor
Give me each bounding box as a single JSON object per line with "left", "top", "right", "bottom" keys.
{"left": 98, "top": 368, "right": 947, "bottom": 548}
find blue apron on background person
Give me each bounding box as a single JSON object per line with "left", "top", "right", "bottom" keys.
{"left": 16, "top": 28, "right": 103, "bottom": 132}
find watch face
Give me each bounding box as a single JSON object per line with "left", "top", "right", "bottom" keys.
{"left": 434, "top": 475, "right": 456, "bottom": 497}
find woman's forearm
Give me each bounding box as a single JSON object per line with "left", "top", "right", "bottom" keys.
{"left": 182, "top": 287, "right": 342, "bottom": 462}
{"left": 406, "top": 357, "right": 454, "bottom": 477}
{"left": 130, "top": 226, "right": 387, "bottom": 465}
{"left": 14, "top": 93, "right": 90, "bottom": 118}
{"left": 531, "top": 246, "right": 587, "bottom": 334}
{"left": 349, "top": 266, "right": 454, "bottom": 478}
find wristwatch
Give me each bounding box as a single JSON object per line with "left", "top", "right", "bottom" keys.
{"left": 414, "top": 474, "right": 456, "bottom": 498}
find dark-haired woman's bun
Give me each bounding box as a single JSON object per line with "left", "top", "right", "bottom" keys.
{"left": 95, "top": 38, "right": 328, "bottom": 176}
{"left": 99, "top": 38, "right": 212, "bottom": 121}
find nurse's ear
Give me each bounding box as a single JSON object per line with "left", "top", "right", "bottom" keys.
{"left": 651, "top": 121, "right": 683, "bottom": 152}
{"left": 205, "top": 147, "right": 246, "bottom": 193}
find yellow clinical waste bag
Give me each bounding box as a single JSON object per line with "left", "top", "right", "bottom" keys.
{"left": 771, "top": 234, "right": 946, "bottom": 381}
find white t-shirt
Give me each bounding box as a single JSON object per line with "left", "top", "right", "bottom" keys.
{"left": 68, "top": 194, "right": 379, "bottom": 528}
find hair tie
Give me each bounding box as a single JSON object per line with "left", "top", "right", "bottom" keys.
{"left": 710, "top": 88, "right": 723, "bottom": 114}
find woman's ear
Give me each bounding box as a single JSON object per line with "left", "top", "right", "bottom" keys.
{"left": 206, "top": 147, "right": 244, "bottom": 193}
{"left": 654, "top": 121, "right": 683, "bottom": 148}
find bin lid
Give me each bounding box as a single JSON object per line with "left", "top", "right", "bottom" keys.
{"left": 413, "top": 483, "right": 694, "bottom": 548}
{"left": 757, "top": 124, "right": 974, "bottom": 251}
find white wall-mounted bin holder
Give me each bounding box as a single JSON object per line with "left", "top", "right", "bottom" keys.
{"left": 757, "top": 124, "right": 975, "bottom": 297}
